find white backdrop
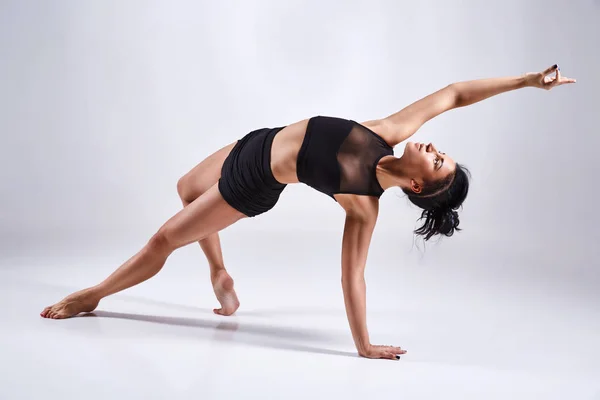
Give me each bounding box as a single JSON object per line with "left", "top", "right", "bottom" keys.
{"left": 1, "top": 1, "right": 600, "bottom": 398}
{"left": 2, "top": 0, "right": 598, "bottom": 279}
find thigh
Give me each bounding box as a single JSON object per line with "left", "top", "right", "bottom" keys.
{"left": 162, "top": 182, "right": 246, "bottom": 249}
{"left": 178, "top": 141, "right": 237, "bottom": 203}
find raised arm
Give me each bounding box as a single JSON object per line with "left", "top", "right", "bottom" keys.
{"left": 383, "top": 64, "right": 575, "bottom": 143}
{"left": 340, "top": 198, "right": 405, "bottom": 360}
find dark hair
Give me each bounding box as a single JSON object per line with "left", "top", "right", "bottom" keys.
{"left": 402, "top": 163, "right": 471, "bottom": 241}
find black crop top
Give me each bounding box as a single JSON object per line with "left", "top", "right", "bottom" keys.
{"left": 296, "top": 116, "right": 394, "bottom": 201}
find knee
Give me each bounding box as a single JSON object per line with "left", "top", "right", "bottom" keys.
{"left": 148, "top": 228, "right": 177, "bottom": 255}
{"left": 177, "top": 175, "right": 207, "bottom": 204}
{"left": 177, "top": 176, "right": 188, "bottom": 200}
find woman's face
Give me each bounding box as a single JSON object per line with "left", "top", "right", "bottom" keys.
{"left": 402, "top": 141, "right": 456, "bottom": 193}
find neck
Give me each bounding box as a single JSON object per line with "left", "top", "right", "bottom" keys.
{"left": 375, "top": 155, "right": 413, "bottom": 191}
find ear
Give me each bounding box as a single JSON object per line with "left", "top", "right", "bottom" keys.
{"left": 410, "top": 179, "right": 422, "bottom": 194}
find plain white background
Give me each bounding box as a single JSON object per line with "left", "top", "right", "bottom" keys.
{"left": 1, "top": 1, "right": 599, "bottom": 399}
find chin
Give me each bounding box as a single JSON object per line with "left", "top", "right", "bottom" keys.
{"left": 403, "top": 141, "right": 416, "bottom": 155}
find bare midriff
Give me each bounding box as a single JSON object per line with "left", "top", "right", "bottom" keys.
{"left": 269, "top": 118, "right": 392, "bottom": 185}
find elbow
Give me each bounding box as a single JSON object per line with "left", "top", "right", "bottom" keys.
{"left": 446, "top": 83, "right": 463, "bottom": 108}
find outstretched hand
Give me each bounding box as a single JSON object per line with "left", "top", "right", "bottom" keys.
{"left": 525, "top": 64, "right": 576, "bottom": 90}
{"left": 359, "top": 344, "right": 407, "bottom": 360}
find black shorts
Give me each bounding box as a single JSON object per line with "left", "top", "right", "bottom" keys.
{"left": 218, "top": 127, "right": 287, "bottom": 217}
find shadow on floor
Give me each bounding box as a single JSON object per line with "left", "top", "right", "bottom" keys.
{"left": 24, "top": 278, "right": 358, "bottom": 358}
{"left": 82, "top": 310, "right": 357, "bottom": 358}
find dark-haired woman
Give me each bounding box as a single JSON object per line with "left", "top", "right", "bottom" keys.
{"left": 41, "top": 64, "right": 575, "bottom": 360}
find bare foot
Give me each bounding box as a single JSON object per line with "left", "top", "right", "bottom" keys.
{"left": 211, "top": 270, "right": 240, "bottom": 316}
{"left": 40, "top": 289, "right": 100, "bottom": 319}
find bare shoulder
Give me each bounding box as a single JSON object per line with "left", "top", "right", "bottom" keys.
{"left": 358, "top": 118, "right": 398, "bottom": 147}
{"left": 335, "top": 194, "right": 379, "bottom": 222}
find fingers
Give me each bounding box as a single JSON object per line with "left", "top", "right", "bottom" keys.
{"left": 554, "top": 67, "right": 577, "bottom": 86}
{"left": 553, "top": 67, "right": 561, "bottom": 86}
{"left": 560, "top": 74, "right": 576, "bottom": 84}
{"left": 542, "top": 64, "right": 559, "bottom": 76}
{"left": 381, "top": 346, "right": 406, "bottom": 360}
{"left": 362, "top": 344, "right": 407, "bottom": 360}
{"left": 539, "top": 64, "right": 576, "bottom": 89}
{"left": 384, "top": 345, "right": 406, "bottom": 354}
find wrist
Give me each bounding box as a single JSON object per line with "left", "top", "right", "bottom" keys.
{"left": 357, "top": 343, "right": 371, "bottom": 356}
{"left": 520, "top": 73, "right": 534, "bottom": 88}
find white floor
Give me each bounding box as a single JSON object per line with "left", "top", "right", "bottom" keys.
{"left": 1, "top": 231, "right": 599, "bottom": 400}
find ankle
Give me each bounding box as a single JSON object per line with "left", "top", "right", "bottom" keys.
{"left": 85, "top": 285, "right": 105, "bottom": 301}
{"left": 210, "top": 266, "right": 227, "bottom": 277}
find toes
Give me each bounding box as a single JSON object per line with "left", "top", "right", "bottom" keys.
{"left": 56, "top": 311, "right": 71, "bottom": 319}
{"left": 214, "top": 308, "right": 235, "bottom": 316}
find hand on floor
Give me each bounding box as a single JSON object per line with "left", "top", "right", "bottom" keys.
{"left": 359, "top": 344, "right": 407, "bottom": 360}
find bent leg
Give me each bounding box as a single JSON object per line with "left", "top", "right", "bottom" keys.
{"left": 177, "top": 143, "right": 235, "bottom": 273}
{"left": 177, "top": 141, "right": 241, "bottom": 314}
{"left": 41, "top": 183, "right": 246, "bottom": 319}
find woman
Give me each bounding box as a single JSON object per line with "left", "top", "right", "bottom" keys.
{"left": 40, "top": 64, "right": 574, "bottom": 360}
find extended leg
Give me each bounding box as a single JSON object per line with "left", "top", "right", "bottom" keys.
{"left": 40, "top": 183, "right": 245, "bottom": 319}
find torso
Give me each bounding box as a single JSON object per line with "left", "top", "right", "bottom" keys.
{"left": 270, "top": 118, "right": 394, "bottom": 184}
{"left": 269, "top": 117, "right": 396, "bottom": 212}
